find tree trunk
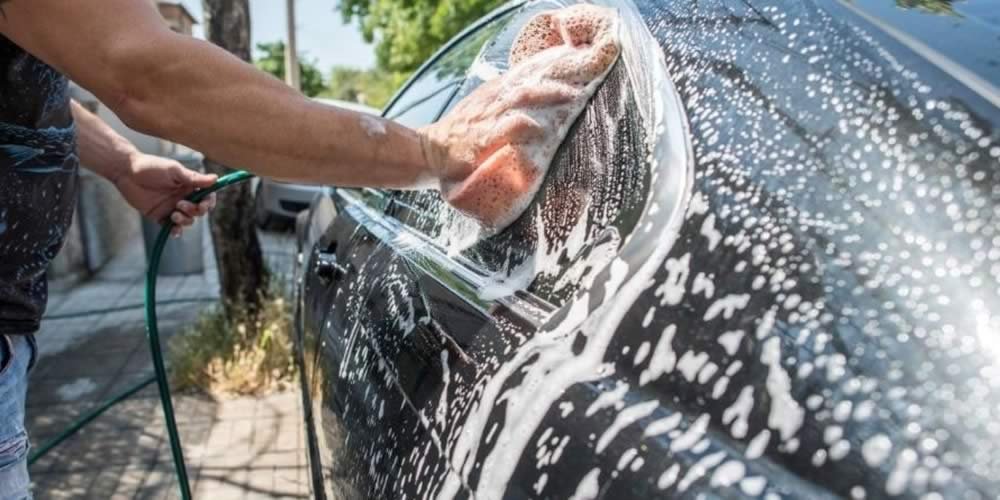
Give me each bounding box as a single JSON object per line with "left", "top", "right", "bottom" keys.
{"left": 201, "top": 0, "right": 268, "bottom": 316}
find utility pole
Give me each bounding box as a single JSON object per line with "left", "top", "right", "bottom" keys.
{"left": 284, "top": 0, "right": 301, "bottom": 91}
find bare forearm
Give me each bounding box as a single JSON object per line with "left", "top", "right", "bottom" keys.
{"left": 122, "top": 35, "right": 433, "bottom": 187}
{"left": 70, "top": 100, "right": 138, "bottom": 183}
{"left": 0, "top": 0, "right": 435, "bottom": 189}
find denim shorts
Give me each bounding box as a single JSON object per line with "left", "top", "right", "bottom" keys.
{"left": 0, "top": 334, "right": 36, "bottom": 500}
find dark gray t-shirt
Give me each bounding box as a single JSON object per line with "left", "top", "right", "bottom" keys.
{"left": 0, "top": 36, "right": 79, "bottom": 335}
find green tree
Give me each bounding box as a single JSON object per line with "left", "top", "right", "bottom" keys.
{"left": 254, "top": 41, "right": 327, "bottom": 97}
{"left": 339, "top": 0, "right": 505, "bottom": 74}
{"left": 324, "top": 66, "right": 408, "bottom": 109}
{"left": 895, "top": 0, "right": 959, "bottom": 15}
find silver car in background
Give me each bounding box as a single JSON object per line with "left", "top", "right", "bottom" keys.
{"left": 255, "top": 98, "right": 378, "bottom": 229}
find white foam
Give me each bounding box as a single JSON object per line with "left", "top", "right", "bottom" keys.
{"left": 359, "top": 114, "right": 386, "bottom": 137}
{"left": 717, "top": 330, "right": 744, "bottom": 356}
{"left": 710, "top": 460, "right": 747, "bottom": 488}
{"left": 740, "top": 476, "right": 767, "bottom": 496}
{"left": 432, "top": 0, "right": 692, "bottom": 495}
{"left": 643, "top": 413, "right": 682, "bottom": 437}
{"left": 704, "top": 294, "right": 751, "bottom": 321}
{"left": 569, "top": 468, "right": 601, "bottom": 500}
{"left": 723, "top": 386, "right": 755, "bottom": 439}
{"left": 677, "top": 450, "right": 726, "bottom": 492}
{"left": 639, "top": 324, "right": 677, "bottom": 385}
{"left": 761, "top": 337, "right": 805, "bottom": 441}
{"left": 657, "top": 464, "right": 680, "bottom": 490}
{"left": 585, "top": 381, "right": 630, "bottom": 417}
{"left": 670, "top": 414, "right": 710, "bottom": 453}
{"left": 746, "top": 429, "right": 771, "bottom": 459}
{"left": 862, "top": 434, "right": 892, "bottom": 467}
{"left": 595, "top": 400, "right": 660, "bottom": 453}
{"left": 886, "top": 448, "right": 917, "bottom": 495}
{"left": 447, "top": 13, "right": 622, "bottom": 233}
{"left": 468, "top": 59, "right": 502, "bottom": 81}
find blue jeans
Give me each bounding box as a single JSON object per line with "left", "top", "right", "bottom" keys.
{"left": 0, "top": 334, "right": 35, "bottom": 500}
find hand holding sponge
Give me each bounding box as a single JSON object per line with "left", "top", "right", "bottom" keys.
{"left": 423, "top": 5, "right": 622, "bottom": 232}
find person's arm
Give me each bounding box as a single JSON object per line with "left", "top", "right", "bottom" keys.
{"left": 0, "top": 0, "right": 438, "bottom": 188}
{"left": 0, "top": 0, "right": 616, "bottom": 227}
{"left": 71, "top": 100, "right": 216, "bottom": 236}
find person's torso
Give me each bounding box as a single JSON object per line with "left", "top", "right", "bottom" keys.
{"left": 0, "top": 35, "right": 79, "bottom": 335}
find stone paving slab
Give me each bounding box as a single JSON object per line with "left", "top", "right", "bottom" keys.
{"left": 26, "top": 229, "right": 309, "bottom": 499}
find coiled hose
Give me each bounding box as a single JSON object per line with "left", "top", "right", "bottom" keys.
{"left": 28, "top": 170, "right": 256, "bottom": 500}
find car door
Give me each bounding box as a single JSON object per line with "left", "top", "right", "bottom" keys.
{"left": 300, "top": 4, "right": 525, "bottom": 499}
{"left": 303, "top": 0, "right": 1000, "bottom": 498}
{"left": 302, "top": 0, "right": 692, "bottom": 498}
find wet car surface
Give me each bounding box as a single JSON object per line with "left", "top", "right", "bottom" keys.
{"left": 293, "top": 0, "right": 1000, "bottom": 498}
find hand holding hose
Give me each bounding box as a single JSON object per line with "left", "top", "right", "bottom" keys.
{"left": 113, "top": 153, "right": 219, "bottom": 237}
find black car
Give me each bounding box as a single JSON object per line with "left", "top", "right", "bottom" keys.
{"left": 293, "top": 0, "right": 1000, "bottom": 498}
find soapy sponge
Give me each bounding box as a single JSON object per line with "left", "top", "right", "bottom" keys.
{"left": 442, "top": 4, "right": 621, "bottom": 232}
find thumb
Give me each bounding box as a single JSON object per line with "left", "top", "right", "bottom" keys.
{"left": 175, "top": 166, "right": 219, "bottom": 189}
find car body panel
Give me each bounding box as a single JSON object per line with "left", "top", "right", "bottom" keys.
{"left": 296, "top": 0, "right": 1000, "bottom": 498}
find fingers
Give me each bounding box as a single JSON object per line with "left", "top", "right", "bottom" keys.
{"left": 167, "top": 211, "right": 193, "bottom": 238}
{"left": 498, "top": 112, "right": 545, "bottom": 144}
{"left": 507, "top": 81, "right": 578, "bottom": 108}
{"left": 175, "top": 194, "right": 216, "bottom": 218}
{"left": 170, "top": 211, "right": 194, "bottom": 227}
{"left": 165, "top": 191, "right": 216, "bottom": 238}
{"left": 173, "top": 164, "right": 219, "bottom": 189}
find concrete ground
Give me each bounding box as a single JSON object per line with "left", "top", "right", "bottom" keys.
{"left": 25, "top": 224, "right": 309, "bottom": 499}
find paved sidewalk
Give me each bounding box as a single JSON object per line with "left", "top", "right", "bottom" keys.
{"left": 25, "top": 227, "right": 309, "bottom": 499}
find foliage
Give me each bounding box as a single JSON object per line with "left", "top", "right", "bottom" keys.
{"left": 895, "top": 0, "right": 959, "bottom": 15}
{"left": 323, "top": 66, "right": 410, "bottom": 109}
{"left": 169, "top": 278, "right": 296, "bottom": 396}
{"left": 254, "top": 41, "right": 328, "bottom": 97}
{"left": 339, "top": 0, "right": 506, "bottom": 73}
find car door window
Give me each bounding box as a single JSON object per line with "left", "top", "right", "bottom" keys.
{"left": 382, "top": 12, "right": 515, "bottom": 128}
{"left": 341, "top": 10, "right": 519, "bottom": 234}
{"left": 387, "top": 0, "right": 652, "bottom": 308}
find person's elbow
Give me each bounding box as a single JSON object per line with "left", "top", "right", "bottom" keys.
{"left": 99, "top": 32, "right": 183, "bottom": 138}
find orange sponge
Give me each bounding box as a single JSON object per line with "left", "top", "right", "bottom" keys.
{"left": 442, "top": 4, "right": 621, "bottom": 232}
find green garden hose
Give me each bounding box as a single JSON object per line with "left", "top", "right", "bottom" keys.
{"left": 28, "top": 170, "right": 256, "bottom": 500}
{"left": 145, "top": 170, "right": 254, "bottom": 499}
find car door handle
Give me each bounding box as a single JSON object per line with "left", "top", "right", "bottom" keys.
{"left": 315, "top": 250, "right": 348, "bottom": 284}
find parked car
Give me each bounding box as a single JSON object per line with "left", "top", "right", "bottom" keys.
{"left": 293, "top": 0, "right": 1000, "bottom": 498}
{"left": 255, "top": 98, "right": 378, "bottom": 229}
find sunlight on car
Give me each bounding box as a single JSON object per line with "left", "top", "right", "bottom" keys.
{"left": 296, "top": 0, "right": 1000, "bottom": 498}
